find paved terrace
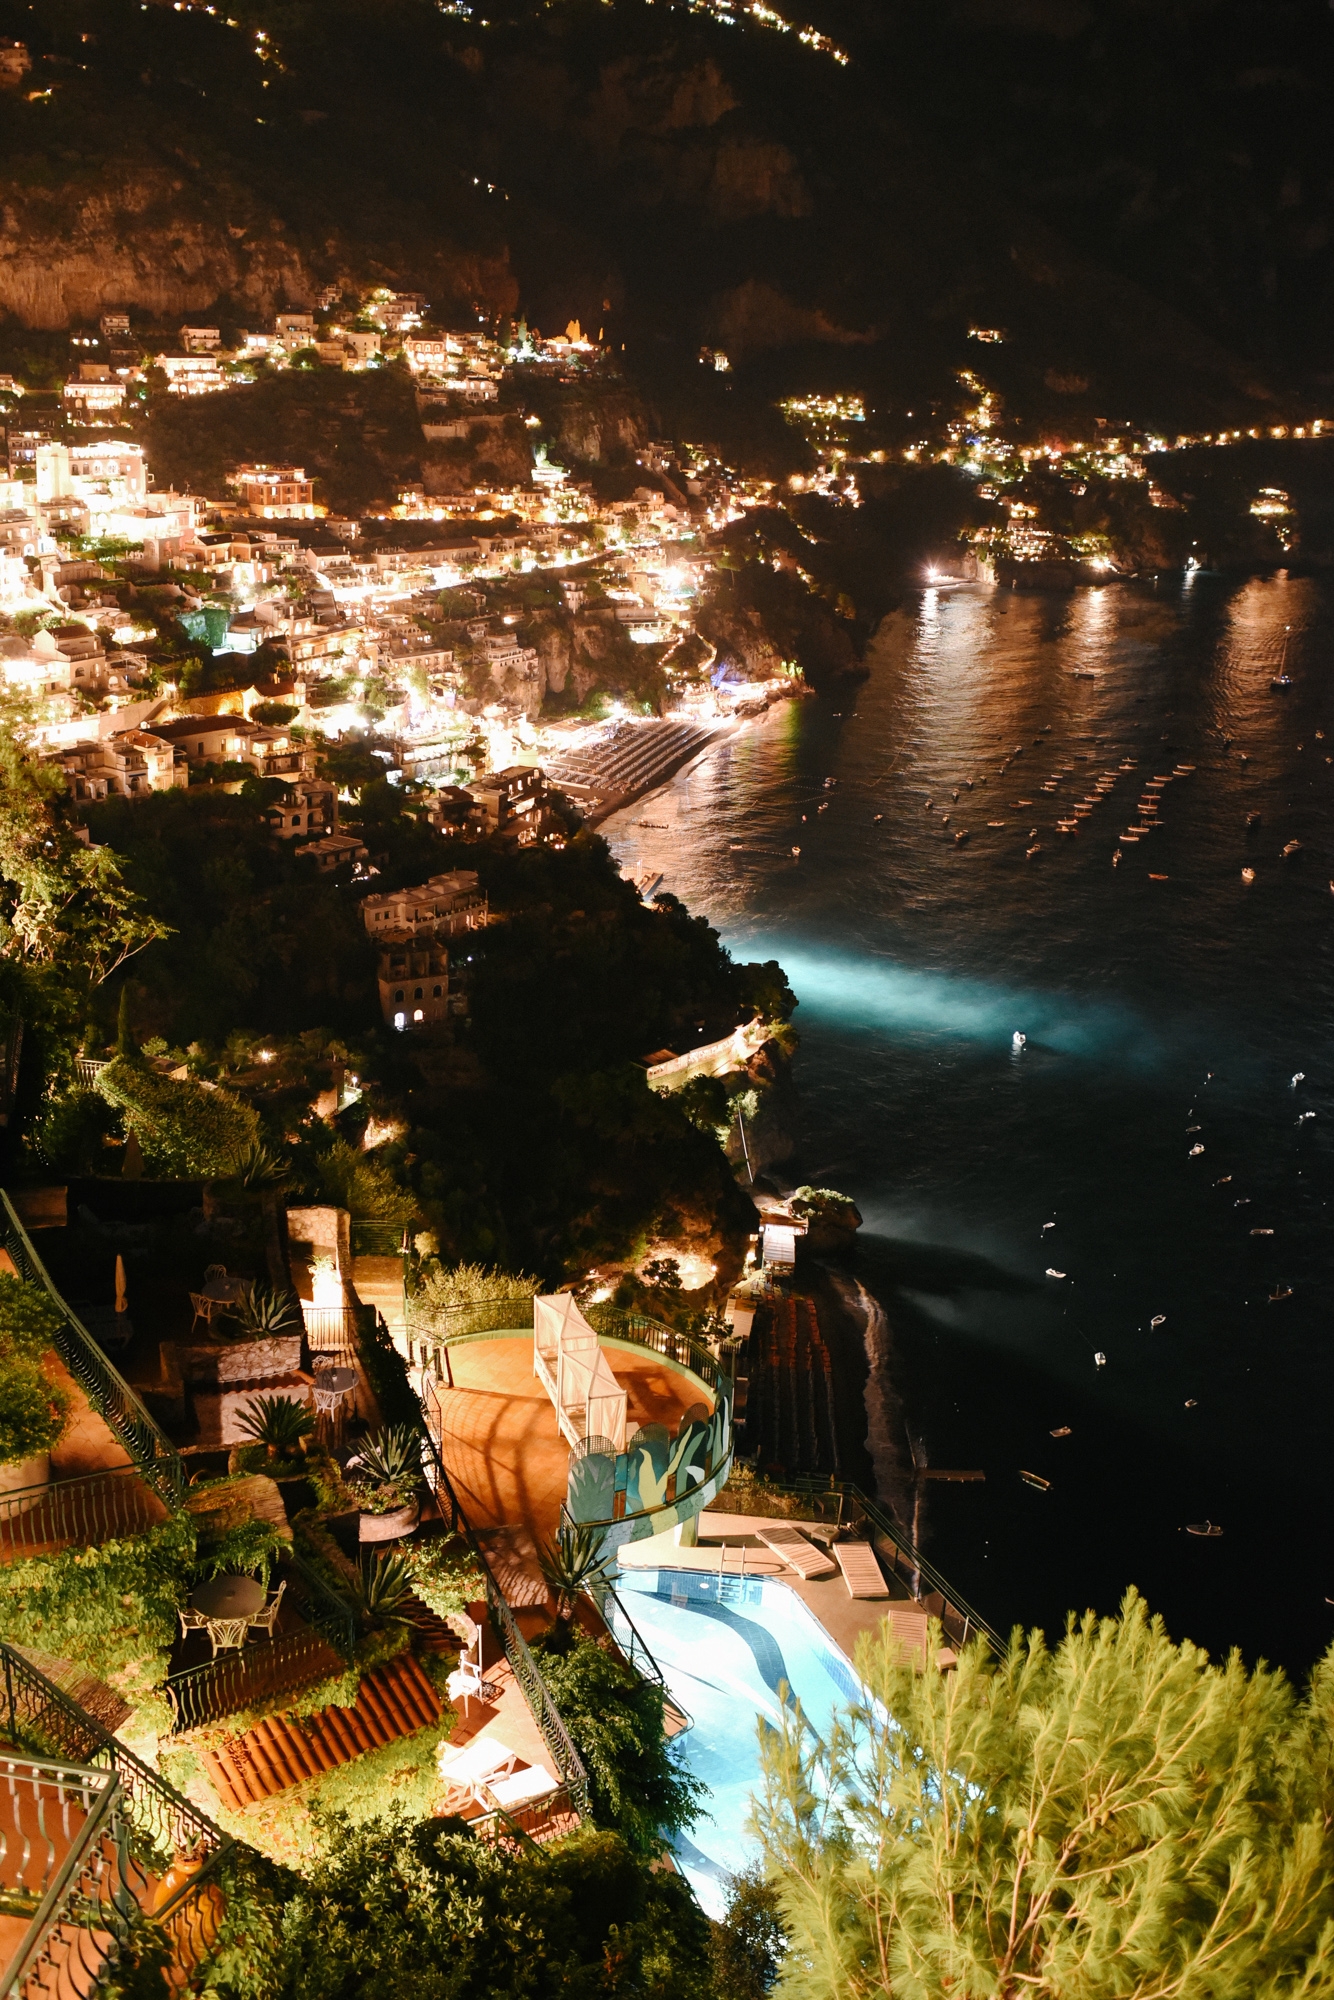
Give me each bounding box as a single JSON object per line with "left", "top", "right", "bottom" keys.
{"left": 432, "top": 1334, "right": 711, "bottom": 1542}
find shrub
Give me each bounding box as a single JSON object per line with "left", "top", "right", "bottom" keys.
{"left": 406, "top": 1260, "right": 539, "bottom": 1341}
{"left": 400, "top": 1537, "right": 484, "bottom": 1623}
{"left": 538, "top": 1636, "right": 706, "bottom": 1855}
{"left": 0, "top": 1513, "right": 196, "bottom": 1701}
{"left": 96, "top": 1055, "right": 260, "bottom": 1178}
{"left": 313, "top": 1139, "right": 416, "bottom": 1225}
{"left": 0, "top": 1364, "right": 66, "bottom": 1468}
{"left": 0, "top": 1275, "right": 65, "bottom": 1363}
{"left": 235, "top": 1394, "right": 315, "bottom": 1461}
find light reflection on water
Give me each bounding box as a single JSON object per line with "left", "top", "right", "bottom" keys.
{"left": 607, "top": 574, "right": 1334, "bottom": 1673}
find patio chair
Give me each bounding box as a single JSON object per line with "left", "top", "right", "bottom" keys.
{"left": 178, "top": 1606, "right": 210, "bottom": 1640}
{"left": 446, "top": 1656, "right": 500, "bottom": 1714}
{"left": 204, "top": 1264, "right": 229, "bottom": 1283}
{"left": 189, "top": 1292, "right": 220, "bottom": 1333}
{"left": 484, "top": 1764, "right": 559, "bottom": 1813}
{"left": 245, "top": 1579, "right": 286, "bottom": 1642}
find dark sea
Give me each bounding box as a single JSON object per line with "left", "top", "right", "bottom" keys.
{"left": 606, "top": 572, "right": 1334, "bottom": 1680}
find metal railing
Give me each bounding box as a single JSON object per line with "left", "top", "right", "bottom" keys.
{"left": 301, "top": 1305, "right": 361, "bottom": 1366}
{"left": 413, "top": 1425, "right": 590, "bottom": 1819}
{"left": 0, "top": 1467, "right": 166, "bottom": 1566}
{"left": 471, "top": 1783, "right": 579, "bottom": 1853}
{"left": 1, "top": 1757, "right": 130, "bottom": 2000}
{"left": 162, "top": 1550, "right": 357, "bottom": 1736}
{"left": 0, "top": 1192, "right": 186, "bottom": 1510}
{"left": 752, "top": 1472, "right": 1003, "bottom": 1654}
{"left": 0, "top": 1642, "right": 232, "bottom": 1993}
{"left": 595, "top": 1578, "right": 693, "bottom": 1734}
{"left": 584, "top": 1306, "right": 733, "bottom": 1399}
{"left": 405, "top": 1294, "right": 536, "bottom": 1352}
{"left": 349, "top": 1220, "right": 407, "bottom": 1259}
{"left": 405, "top": 1294, "right": 732, "bottom": 1404}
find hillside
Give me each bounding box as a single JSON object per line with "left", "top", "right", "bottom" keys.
{"left": 3, "top": 0, "right": 1333, "bottom": 449}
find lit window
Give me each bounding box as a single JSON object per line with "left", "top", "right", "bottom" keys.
{"left": 413, "top": 1008, "right": 424, "bottom": 1022}
{"left": 394, "top": 1011, "right": 406, "bottom": 1030}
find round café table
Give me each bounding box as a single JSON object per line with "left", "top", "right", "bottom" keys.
{"left": 312, "top": 1365, "right": 357, "bottom": 1417}
{"left": 190, "top": 1574, "right": 266, "bottom": 1654}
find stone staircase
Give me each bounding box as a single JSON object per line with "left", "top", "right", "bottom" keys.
{"left": 198, "top": 1654, "right": 441, "bottom": 1810}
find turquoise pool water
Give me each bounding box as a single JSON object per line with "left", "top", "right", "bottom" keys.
{"left": 610, "top": 1568, "right": 862, "bottom": 1916}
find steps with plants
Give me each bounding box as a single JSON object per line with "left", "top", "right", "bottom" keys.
{"left": 199, "top": 1653, "right": 442, "bottom": 1809}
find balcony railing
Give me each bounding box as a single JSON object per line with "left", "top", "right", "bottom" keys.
{"left": 0, "top": 1191, "right": 186, "bottom": 1511}
{"left": 0, "top": 1642, "right": 231, "bottom": 1995}
{"left": 404, "top": 1293, "right": 731, "bottom": 1404}
{"left": 0, "top": 1467, "right": 166, "bottom": 1566}
{"left": 162, "top": 1551, "right": 358, "bottom": 1735}
{"left": 414, "top": 1423, "right": 590, "bottom": 1820}
{"left": 300, "top": 1304, "right": 362, "bottom": 1367}
{"left": 0, "top": 1755, "right": 129, "bottom": 2000}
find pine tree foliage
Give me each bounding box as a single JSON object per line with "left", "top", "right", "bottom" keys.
{"left": 754, "top": 1590, "right": 1334, "bottom": 1999}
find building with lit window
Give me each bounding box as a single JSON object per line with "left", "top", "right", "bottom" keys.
{"left": 227, "top": 464, "right": 319, "bottom": 519}
{"left": 378, "top": 939, "right": 451, "bottom": 1029}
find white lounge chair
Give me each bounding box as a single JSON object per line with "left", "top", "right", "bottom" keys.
{"left": 446, "top": 1657, "right": 500, "bottom": 1714}
{"left": 484, "top": 1764, "right": 559, "bottom": 1812}
{"left": 437, "top": 1738, "right": 518, "bottom": 1795}
{"left": 755, "top": 1524, "right": 838, "bottom": 1580}
{"left": 833, "top": 1542, "right": 889, "bottom": 1599}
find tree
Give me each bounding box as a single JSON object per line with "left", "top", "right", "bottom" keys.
{"left": 539, "top": 1636, "right": 707, "bottom": 1856}
{"left": 264, "top": 1814, "right": 713, "bottom": 2000}
{"left": 535, "top": 1524, "right": 615, "bottom": 1636}
{"left": 0, "top": 725, "right": 168, "bottom": 988}
{"left": 753, "top": 1590, "right": 1334, "bottom": 1999}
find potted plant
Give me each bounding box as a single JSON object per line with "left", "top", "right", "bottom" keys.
{"left": 348, "top": 1426, "right": 424, "bottom": 1542}
{"left": 233, "top": 1392, "right": 316, "bottom": 1468}
{"left": 0, "top": 1361, "right": 68, "bottom": 1506}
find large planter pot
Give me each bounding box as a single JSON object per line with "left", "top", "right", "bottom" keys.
{"left": 359, "top": 1500, "right": 420, "bottom": 1543}
{"left": 0, "top": 1452, "right": 51, "bottom": 1514}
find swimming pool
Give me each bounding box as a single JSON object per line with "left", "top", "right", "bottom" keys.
{"left": 609, "top": 1568, "right": 862, "bottom": 1916}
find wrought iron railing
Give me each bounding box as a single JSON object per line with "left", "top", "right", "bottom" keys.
{"left": 300, "top": 1305, "right": 361, "bottom": 1366}
{"left": 404, "top": 1294, "right": 536, "bottom": 1352}
{"left": 1, "top": 1755, "right": 130, "bottom": 2000}
{"left": 413, "top": 1424, "right": 590, "bottom": 1819}
{"left": 0, "top": 1192, "right": 186, "bottom": 1510}
{"left": 595, "top": 1578, "right": 693, "bottom": 1734}
{"left": 471, "top": 1783, "right": 579, "bottom": 1853}
{"left": 0, "top": 1467, "right": 166, "bottom": 1566}
{"left": 0, "top": 1641, "right": 232, "bottom": 1993}
{"left": 749, "top": 1472, "right": 1004, "bottom": 1654}
{"left": 162, "top": 1550, "right": 357, "bottom": 1736}
{"left": 586, "top": 1307, "right": 733, "bottom": 1399}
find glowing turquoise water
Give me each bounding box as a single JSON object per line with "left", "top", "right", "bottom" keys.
{"left": 607, "top": 575, "right": 1334, "bottom": 1673}
{"left": 610, "top": 1568, "right": 859, "bottom": 1916}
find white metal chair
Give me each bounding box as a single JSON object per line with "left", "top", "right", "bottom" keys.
{"left": 446, "top": 1656, "right": 500, "bottom": 1714}
{"left": 178, "top": 1606, "right": 210, "bottom": 1641}
{"left": 189, "top": 1291, "right": 220, "bottom": 1333}
{"left": 245, "top": 1579, "right": 286, "bottom": 1642}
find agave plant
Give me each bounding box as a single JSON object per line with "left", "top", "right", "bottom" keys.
{"left": 231, "top": 1282, "right": 302, "bottom": 1339}
{"left": 356, "top": 1550, "right": 416, "bottom": 1627}
{"left": 225, "top": 1138, "right": 292, "bottom": 1192}
{"left": 234, "top": 1393, "right": 315, "bottom": 1462}
{"left": 347, "top": 1425, "right": 423, "bottom": 1491}
{"left": 536, "top": 1524, "right": 614, "bottom": 1631}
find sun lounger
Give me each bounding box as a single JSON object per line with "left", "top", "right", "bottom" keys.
{"left": 833, "top": 1541, "right": 889, "bottom": 1598}
{"left": 882, "top": 1602, "right": 930, "bottom": 1666}
{"left": 437, "top": 1738, "right": 518, "bottom": 1790}
{"left": 484, "top": 1764, "right": 559, "bottom": 1811}
{"left": 755, "top": 1524, "right": 838, "bottom": 1580}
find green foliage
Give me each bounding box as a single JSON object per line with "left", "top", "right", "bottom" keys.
{"left": 264, "top": 1815, "right": 712, "bottom": 2000}
{"left": 354, "top": 1311, "right": 421, "bottom": 1432}
{"left": 194, "top": 1517, "right": 288, "bottom": 1591}
{"left": 226, "top": 1282, "right": 302, "bottom": 1339}
{"left": 401, "top": 1537, "right": 484, "bottom": 1623}
{"left": 0, "top": 1274, "right": 64, "bottom": 1362}
{"left": 535, "top": 1525, "right": 614, "bottom": 1628}
{"left": 235, "top": 1394, "right": 316, "bottom": 1461}
{"left": 538, "top": 1637, "right": 706, "bottom": 1855}
{"left": 347, "top": 1426, "right": 423, "bottom": 1493}
{"left": 754, "top": 1589, "right": 1334, "bottom": 1999}
{"left": 788, "top": 1186, "right": 859, "bottom": 1221}
{"left": 735, "top": 960, "right": 798, "bottom": 1027}
{"left": 0, "top": 1513, "right": 196, "bottom": 1699}
{"left": 406, "top": 1260, "right": 539, "bottom": 1341}
{"left": 96, "top": 1055, "right": 259, "bottom": 1178}
{"left": 675, "top": 1072, "right": 731, "bottom": 1135}
{"left": 710, "top": 1867, "right": 790, "bottom": 2000}
{"left": 0, "top": 1363, "right": 66, "bottom": 1468}
{"left": 313, "top": 1139, "right": 416, "bottom": 1225}
{"left": 38, "top": 1086, "right": 123, "bottom": 1173}
{"left": 355, "top": 1550, "right": 416, "bottom": 1626}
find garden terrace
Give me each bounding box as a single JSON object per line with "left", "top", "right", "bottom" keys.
{"left": 416, "top": 1299, "right": 732, "bottom": 1551}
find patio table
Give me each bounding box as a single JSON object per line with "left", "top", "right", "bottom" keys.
{"left": 190, "top": 1574, "right": 266, "bottom": 1653}
{"left": 312, "top": 1365, "right": 357, "bottom": 1416}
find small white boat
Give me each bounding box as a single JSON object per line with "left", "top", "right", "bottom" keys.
{"left": 1013, "top": 1031, "right": 1027, "bottom": 1049}
{"left": 1026, "top": 843, "right": 1042, "bottom": 859}
{"left": 1094, "top": 1351, "right": 1106, "bottom": 1368}
{"left": 1241, "top": 867, "right": 1255, "bottom": 885}
{"left": 1045, "top": 1268, "right": 1066, "bottom": 1279}
{"left": 1189, "top": 1143, "right": 1205, "bottom": 1156}
{"left": 1020, "top": 1470, "right": 1050, "bottom": 1490}
{"left": 1250, "top": 1226, "right": 1274, "bottom": 1236}
{"left": 1184, "top": 1398, "right": 1198, "bottom": 1408}
{"left": 1186, "top": 1521, "right": 1223, "bottom": 1537}
{"left": 1150, "top": 1314, "right": 1166, "bottom": 1328}
{"left": 1292, "top": 1072, "right": 1306, "bottom": 1085}
{"left": 791, "top": 846, "right": 801, "bottom": 857}
{"left": 1049, "top": 1426, "right": 1071, "bottom": 1438}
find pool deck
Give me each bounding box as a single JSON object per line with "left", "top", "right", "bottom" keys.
{"left": 431, "top": 1334, "right": 712, "bottom": 1542}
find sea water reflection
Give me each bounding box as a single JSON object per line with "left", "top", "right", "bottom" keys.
{"left": 606, "top": 574, "right": 1334, "bottom": 1673}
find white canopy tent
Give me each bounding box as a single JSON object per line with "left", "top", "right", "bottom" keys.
{"left": 533, "top": 1294, "right": 628, "bottom": 1452}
